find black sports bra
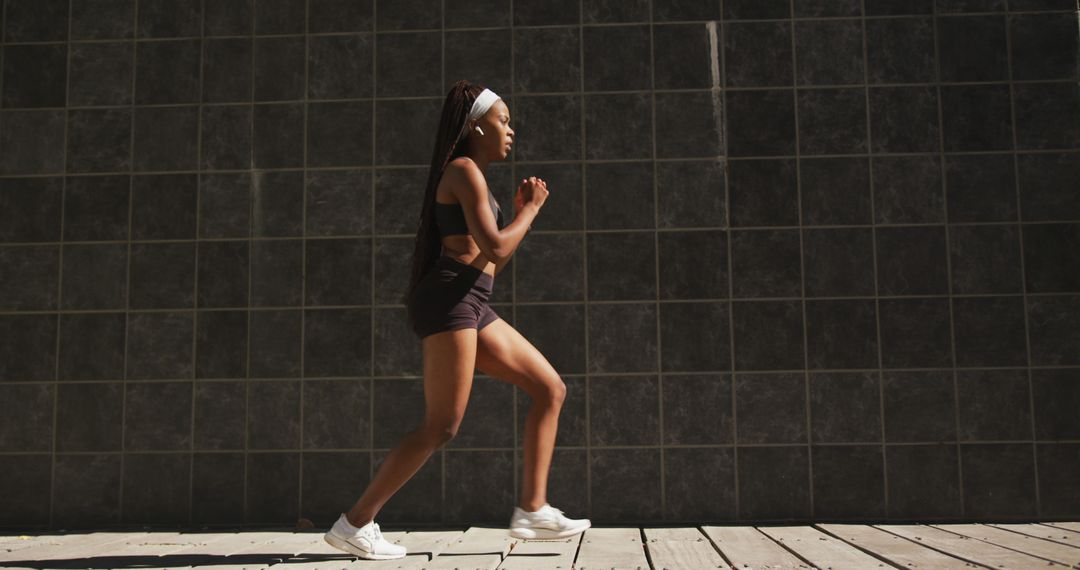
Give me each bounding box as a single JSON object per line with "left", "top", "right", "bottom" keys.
{"left": 434, "top": 190, "right": 505, "bottom": 237}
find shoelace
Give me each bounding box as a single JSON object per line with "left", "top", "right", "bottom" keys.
{"left": 529, "top": 505, "right": 566, "bottom": 521}
{"left": 371, "top": 522, "right": 383, "bottom": 541}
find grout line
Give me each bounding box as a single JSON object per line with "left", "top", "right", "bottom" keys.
{"left": 7, "top": 364, "right": 1068, "bottom": 384}
{"left": 509, "top": 0, "right": 519, "bottom": 508}
{"left": 0, "top": 8, "right": 1068, "bottom": 46}
{"left": 861, "top": 0, "right": 890, "bottom": 518}
{"left": 118, "top": 0, "right": 138, "bottom": 526}
{"left": 5, "top": 364, "right": 1069, "bottom": 387}
{"left": 243, "top": 0, "right": 255, "bottom": 526}
{"left": 298, "top": 0, "right": 311, "bottom": 523}
{"left": 6, "top": 217, "right": 1076, "bottom": 237}
{"left": 648, "top": 0, "right": 665, "bottom": 520}
{"left": 1003, "top": 0, "right": 1042, "bottom": 516}
{"left": 930, "top": 0, "right": 967, "bottom": 517}
{"left": 435, "top": 0, "right": 446, "bottom": 526}
{"left": 3, "top": 75, "right": 1074, "bottom": 113}
{"left": 2, "top": 217, "right": 1076, "bottom": 249}
{"left": 1, "top": 439, "right": 1062, "bottom": 457}
{"left": 370, "top": 0, "right": 378, "bottom": 515}
{"left": 719, "top": 0, "right": 740, "bottom": 522}
{"left": 47, "top": 0, "right": 71, "bottom": 529}
{"left": 787, "top": 0, "right": 815, "bottom": 519}
{"left": 188, "top": 0, "right": 207, "bottom": 526}
{"left": 3, "top": 145, "right": 1073, "bottom": 181}
{"left": 0, "top": 289, "right": 1069, "bottom": 318}
{"left": 578, "top": 0, "right": 591, "bottom": 519}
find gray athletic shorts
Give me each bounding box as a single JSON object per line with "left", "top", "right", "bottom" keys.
{"left": 407, "top": 255, "right": 499, "bottom": 339}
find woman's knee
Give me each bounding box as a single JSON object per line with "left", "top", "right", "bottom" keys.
{"left": 531, "top": 377, "right": 566, "bottom": 406}
{"left": 553, "top": 379, "right": 567, "bottom": 403}
{"left": 417, "top": 419, "right": 463, "bottom": 446}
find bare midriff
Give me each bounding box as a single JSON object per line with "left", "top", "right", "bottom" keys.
{"left": 435, "top": 171, "right": 497, "bottom": 277}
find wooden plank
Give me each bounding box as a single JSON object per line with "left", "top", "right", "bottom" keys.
{"left": 167, "top": 532, "right": 282, "bottom": 556}
{"left": 817, "top": 523, "right": 985, "bottom": 569}
{"left": 388, "top": 530, "right": 465, "bottom": 567}
{"left": 877, "top": 524, "right": 1055, "bottom": 568}
{"left": 177, "top": 557, "right": 277, "bottom": 570}
{"left": 425, "top": 527, "right": 514, "bottom": 570}
{"left": 83, "top": 532, "right": 188, "bottom": 556}
{"left": 929, "top": 523, "right": 1080, "bottom": 567}
{"left": 642, "top": 527, "right": 728, "bottom": 569}
{"left": 992, "top": 523, "right": 1080, "bottom": 547}
{"left": 81, "top": 531, "right": 264, "bottom": 570}
{"left": 31, "top": 532, "right": 150, "bottom": 561}
{"left": 497, "top": 535, "right": 578, "bottom": 569}
{"left": 280, "top": 529, "right": 465, "bottom": 569}
{"left": 229, "top": 531, "right": 326, "bottom": 555}
{"left": 0, "top": 532, "right": 103, "bottom": 562}
{"left": 51, "top": 532, "right": 199, "bottom": 570}
{"left": 0, "top": 534, "right": 66, "bottom": 555}
{"left": 268, "top": 532, "right": 366, "bottom": 570}
{"left": 0, "top": 535, "right": 49, "bottom": 570}
{"left": 276, "top": 532, "right": 350, "bottom": 558}
{"left": 574, "top": 527, "right": 650, "bottom": 570}
{"left": 758, "top": 526, "right": 889, "bottom": 569}
{"left": 0, "top": 534, "right": 84, "bottom": 560}
{"left": 117, "top": 533, "right": 242, "bottom": 570}
{"left": 1045, "top": 523, "right": 1080, "bottom": 534}
{"left": 700, "top": 525, "right": 806, "bottom": 569}
{"left": 168, "top": 528, "right": 317, "bottom": 570}
{"left": 0, "top": 532, "right": 155, "bottom": 570}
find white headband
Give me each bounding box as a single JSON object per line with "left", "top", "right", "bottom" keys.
{"left": 459, "top": 88, "right": 501, "bottom": 141}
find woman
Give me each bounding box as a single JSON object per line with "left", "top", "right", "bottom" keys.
{"left": 323, "top": 80, "right": 591, "bottom": 561}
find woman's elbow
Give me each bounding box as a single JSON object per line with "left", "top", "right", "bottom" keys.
{"left": 488, "top": 238, "right": 509, "bottom": 263}
{"left": 488, "top": 246, "right": 509, "bottom": 263}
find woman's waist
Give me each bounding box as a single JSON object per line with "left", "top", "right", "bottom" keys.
{"left": 434, "top": 255, "right": 495, "bottom": 282}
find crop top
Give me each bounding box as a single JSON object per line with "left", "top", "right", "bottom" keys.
{"left": 434, "top": 190, "right": 505, "bottom": 237}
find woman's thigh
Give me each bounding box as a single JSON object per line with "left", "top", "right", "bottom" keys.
{"left": 421, "top": 327, "right": 478, "bottom": 431}
{"left": 474, "top": 317, "right": 565, "bottom": 401}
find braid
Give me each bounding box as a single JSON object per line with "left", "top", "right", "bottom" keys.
{"left": 402, "top": 81, "right": 484, "bottom": 320}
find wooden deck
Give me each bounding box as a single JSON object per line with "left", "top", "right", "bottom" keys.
{"left": 1, "top": 521, "right": 1078, "bottom": 569}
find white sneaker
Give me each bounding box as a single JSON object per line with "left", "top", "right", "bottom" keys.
{"left": 324, "top": 512, "right": 407, "bottom": 560}
{"left": 509, "top": 503, "right": 591, "bottom": 540}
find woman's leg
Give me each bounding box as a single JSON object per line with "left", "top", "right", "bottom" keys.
{"left": 345, "top": 327, "right": 478, "bottom": 527}
{"left": 474, "top": 318, "right": 567, "bottom": 512}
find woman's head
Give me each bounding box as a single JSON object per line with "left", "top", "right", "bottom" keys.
{"left": 462, "top": 96, "right": 514, "bottom": 162}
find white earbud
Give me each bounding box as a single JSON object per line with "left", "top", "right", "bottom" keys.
{"left": 474, "top": 125, "right": 484, "bottom": 136}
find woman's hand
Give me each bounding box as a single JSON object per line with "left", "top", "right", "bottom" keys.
{"left": 514, "top": 176, "right": 549, "bottom": 215}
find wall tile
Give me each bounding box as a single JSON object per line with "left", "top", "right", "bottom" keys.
{"left": 0, "top": 0, "right": 1075, "bottom": 528}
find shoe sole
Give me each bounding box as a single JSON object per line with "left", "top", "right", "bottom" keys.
{"left": 324, "top": 531, "right": 406, "bottom": 560}
{"left": 509, "top": 521, "right": 592, "bottom": 540}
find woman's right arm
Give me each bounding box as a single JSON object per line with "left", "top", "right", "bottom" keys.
{"left": 453, "top": 163, "right": 542, "bottom": 263}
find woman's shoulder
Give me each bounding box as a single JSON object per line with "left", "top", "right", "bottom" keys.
{"left": 444, "top": 157, "right": 486, "bottom": 189}
{"left": 447, "top": 155, "right": 478, "bottom": 172}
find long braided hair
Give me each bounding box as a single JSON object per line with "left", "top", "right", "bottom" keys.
{"left": 402, "top": 80, "right": 487, "bottom": 315}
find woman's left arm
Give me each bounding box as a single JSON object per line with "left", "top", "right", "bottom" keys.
{"left": 493, "top": 251, "right": 512, "bottom": 277}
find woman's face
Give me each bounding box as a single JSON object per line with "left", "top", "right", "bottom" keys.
{"left": 475, "top": 99, "right": 514, "bottom": 160}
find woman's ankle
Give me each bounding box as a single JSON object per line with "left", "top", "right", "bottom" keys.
{"left": 346, "top": 512, "right": 373, "bottom": 528}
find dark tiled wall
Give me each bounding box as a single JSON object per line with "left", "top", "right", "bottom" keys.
{"left": 0, "top": 0, "right": 1078, "bottom": 530}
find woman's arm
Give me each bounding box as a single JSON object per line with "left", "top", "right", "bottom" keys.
{"left": 453, "top": 162, "right": 539, "bottom": 264}
{"left": 492, "top": 219, "right": 531, "bottom": 277}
